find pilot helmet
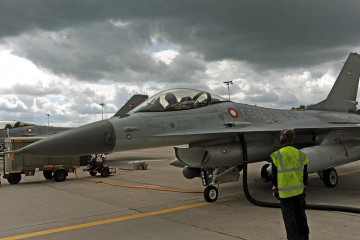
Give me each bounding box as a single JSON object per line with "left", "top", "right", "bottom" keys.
{"left": 165, "top": 92, "right": 177, "bottom": 104}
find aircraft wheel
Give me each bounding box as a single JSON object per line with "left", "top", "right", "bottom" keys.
{"left": 89, "top": 171, "right": 97, "bottom": 176}
{"left": 204, "top": 185, "right": 218, "bottom": 202}
{"left": 7, "top": 173, "right": 21, "bottom": 184}
{"left": 43, "top": 170, "right": 53, "bottom": 180}
{"left": 261, "top": 164, "right": 272, "bottom": 182}
{"left": 54, "top": 169, "right": 67, "bottom": 182}
{"left": 323, "top": 168, "right": 338, "bottom": 188}
{"left": 101, "top": 168, "right": 109, "bottom": 177}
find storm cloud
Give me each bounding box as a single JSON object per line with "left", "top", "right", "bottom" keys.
{"left": 0, "top": 1, "right": 359, "bottom": 126}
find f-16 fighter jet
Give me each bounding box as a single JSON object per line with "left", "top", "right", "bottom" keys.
{"left": 19, "top": 53, "right": 360, "bottom": 202}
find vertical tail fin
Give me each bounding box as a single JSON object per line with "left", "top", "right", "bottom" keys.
{"left": 113, "top": 94, "right": 148, "bottom": 116}
{"left": 307, "top": 53, "right": 360, "bottom": 112}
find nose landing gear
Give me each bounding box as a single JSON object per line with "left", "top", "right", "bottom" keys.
{"left": 204, "top": 185, "right": 218, "bottom": 202}
{"left": 201, "top": 166, "right": 240, "bottom": 202}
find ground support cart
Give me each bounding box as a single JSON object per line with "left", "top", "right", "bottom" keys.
{"left": 2, "top": 137, "right": 88, "bottom": 184}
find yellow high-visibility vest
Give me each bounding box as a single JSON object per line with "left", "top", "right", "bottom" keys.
{"left": 270, "top": 146, "right": 309, "bottom": 198}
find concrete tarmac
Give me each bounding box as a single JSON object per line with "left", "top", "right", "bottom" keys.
{"left": 0, "top": 147, "right": 360, "bottom": 240}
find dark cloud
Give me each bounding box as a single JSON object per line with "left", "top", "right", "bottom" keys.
{"left": 1, "top": 1, "right": 360, "bottom": 125}
{"left": 3, "top": 22, "right": 208, "bottom": 84}
{"left": 1, "top": 0, "right": 360, "bottom": 80}
{"left": 3, "top": 22, "right": 154, "bottom": 82}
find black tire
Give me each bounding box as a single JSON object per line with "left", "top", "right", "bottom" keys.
{"left": 101, "top": 168, "right": 109, "bottom": 177}
{"left": 43, "top": 170, "right": 53, "bottom": 180}
{"left": 323, "top": 168, "right": 338, "bottom": 188}
{"left": 5, "top": 124, "right": 12, "bottom": 129}
{"left": 7, "top": 173, "right": 21, "bottom": 184}
{"left": 204, "top": 185, "right": 218, "bottom": 202}
{"left": 89, "top": 171, "right": 97, "bottom": 176}
{"left": 261, "top": 164, "right": 272, "bottom": 182}
{"left": 53, "top": 169, "right": 67, "bottom": 182}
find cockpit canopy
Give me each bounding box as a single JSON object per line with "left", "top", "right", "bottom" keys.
{"left": 133, "top": 88, "right": 229, "bottom": 112}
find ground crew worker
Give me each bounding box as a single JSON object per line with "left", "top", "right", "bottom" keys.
{"left": 270, "top": 129, "right": 309, "bottom": 240}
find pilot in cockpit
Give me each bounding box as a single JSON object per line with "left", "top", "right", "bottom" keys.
{"left": 165, "top": 92, "right": 178, "bottom": 109}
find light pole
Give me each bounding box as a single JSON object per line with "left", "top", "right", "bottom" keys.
{"left": 99, "top": 103, "right": 104, "bottom": 120}
{"left": 46, "top": 114, "right": 50, "bottom": 127}
{"left": 223, "top": 81, "right": 233, "bottom": 100}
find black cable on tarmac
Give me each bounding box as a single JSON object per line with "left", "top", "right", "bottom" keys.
{"left": 240, "top": 134, "right": 360, "bottom": 214}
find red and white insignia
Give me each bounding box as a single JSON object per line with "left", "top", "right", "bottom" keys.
{"left": 347, "top": 70, "right": 352, "bottom": 77}
{"left": 27, "top": 128, "right": 33, "bottom": 133}
{"left": 228, "top": 108, "right": 239, "bottom": 118}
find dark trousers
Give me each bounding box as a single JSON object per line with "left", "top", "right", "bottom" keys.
{"left": 280, "top": 194, "right": 309, "bottom": 240}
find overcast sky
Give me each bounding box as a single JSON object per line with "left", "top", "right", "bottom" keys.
{"left": 1, "top": 1, "right": 360, "bottom": 127}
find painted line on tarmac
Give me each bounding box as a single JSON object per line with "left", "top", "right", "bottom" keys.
{"left": 338, "top": 169, "right": 360, "bottom": 176}
{"left": 0, "top": 198, "right": 237, "bottom": 240}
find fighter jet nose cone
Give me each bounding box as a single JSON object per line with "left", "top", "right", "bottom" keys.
{"left": 20, "top": 120, "right": 116, "bottom": 156}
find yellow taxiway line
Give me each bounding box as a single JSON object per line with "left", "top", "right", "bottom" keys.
{"left": 1, "top": 198, "right": 236, "bottom": 240}
{"left": 338, "top": 169, "right": 360, "bottom": 176}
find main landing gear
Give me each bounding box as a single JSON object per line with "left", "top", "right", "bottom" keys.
{"left": 318, "top": 167, "right": 338, "bottom": 188}
{"left": 260, "top": 162, "right": 339, "bottom": 188}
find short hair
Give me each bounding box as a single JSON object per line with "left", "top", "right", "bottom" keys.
{"left": 281, "top": 129, "right": 295, "bottom": 144}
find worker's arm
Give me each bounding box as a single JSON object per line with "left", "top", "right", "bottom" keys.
{"left": 272, "top": 162, "right": 278, "bottom": 187}
{"left": 271, "top": 162, "right": 279, "bottom": 199}
{"left": 303, "top": 164, "right": 308, "bottom": 186}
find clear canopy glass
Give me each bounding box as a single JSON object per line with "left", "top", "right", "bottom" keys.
{"left": 133, "top": 88, "right": 229, "bottom": 112}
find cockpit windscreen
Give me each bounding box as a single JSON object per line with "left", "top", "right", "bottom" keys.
{"left": 133, "top": 88, "right": 229, "bottom": 112}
